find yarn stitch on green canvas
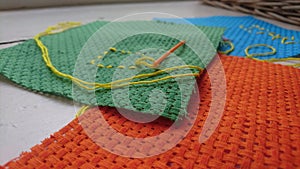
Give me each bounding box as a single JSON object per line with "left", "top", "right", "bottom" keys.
{"left": 0, "top": 21, "right": 224, "bottom": 120}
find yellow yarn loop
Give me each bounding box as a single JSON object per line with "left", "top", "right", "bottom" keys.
{"left": 218, "top": 41, "right": 234, "bottom": 55}
{"left": 135, "top": 56, "right": 156, "bottom": 68}
{"left": 244, "top": 44, "right": 300, "bottom": 68}
{"left": 34, "top": 22, "right": 203, "bottom": 90}
{"left": 245, "top": 44, "right": 276, "bottom": 58}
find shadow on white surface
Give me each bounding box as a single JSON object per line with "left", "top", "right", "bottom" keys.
{"left": 0, "top": 75, "right": 76, "bottom": 165}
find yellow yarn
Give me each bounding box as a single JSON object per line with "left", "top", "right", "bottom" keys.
{"left": 97, "top": 64, "right": 105, "bottom": 68}
{"left": 267, "top": 57, "right": 300, "bottom": 62}
{"left": 245, "top": 44, "right": 300, "bottom": 68}
{"left": 218, "top": 41, "right": 234, "bottom": 55}
{"left": 135, "top": 56, "right": 156, "bottom": 68}
{"left": 129, "top": 66, "right": 137, "bottom": 69}
{"left": 109, "top": 47, "right": 117, "bottom": 52}
{"left": 245, "top": 44, "right": 276, "bottom": 58}
{"left": 34, "top": 22, "right": 203, "bottom": 90}
{"left": 237, "top": 24, "right": 299, "bottom": 68}
{"left": 75, "top": 105, "right": 90, "bottom": 117}
{"left": 117, "top": 65, "right": 125, "bottom": 69}
{"left": 268, "top": 33, "right": 281, "bottom": 40}
{"left": 285, "top": 41, "right": 296, "bottom": 45}
{"left": 281, "top": 37, "right": 288, "bottom": 44}
{"left": 266, "top": 57, "right": 300, "bottom": 68}
{"left": 294, "top": 63, "right": 300, "bottom": 68}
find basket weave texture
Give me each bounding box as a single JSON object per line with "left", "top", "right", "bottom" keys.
{"left": 156, "top": 16, "right": 300, "bottom": 59}
{"left": 2, "top": 55, "right": 300, "bottom": 169}
{"left": 202, "top": 0, "right": 300, "bottom": 26}
{"left": 0, "top": 21, "right": 224, "bottom": 120}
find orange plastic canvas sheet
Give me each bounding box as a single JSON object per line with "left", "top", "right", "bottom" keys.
{"left": 2, "top": 55, "right": 300, "bottom": 169}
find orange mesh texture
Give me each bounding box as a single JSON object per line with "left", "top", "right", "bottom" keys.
{"left": 3, "top": 55, "right": 300, "bottom": 169}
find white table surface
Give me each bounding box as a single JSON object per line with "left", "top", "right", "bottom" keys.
{"left": 0, "top": 1, "right": 299, "bottom": 165}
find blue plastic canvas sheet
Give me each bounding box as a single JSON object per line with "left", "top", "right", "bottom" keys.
{"left": 155, "top": 16, "right": 300, "bottom": 60}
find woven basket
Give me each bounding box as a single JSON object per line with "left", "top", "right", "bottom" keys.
{"left": 201, "top": 0, "right": 300, "bottom": 26}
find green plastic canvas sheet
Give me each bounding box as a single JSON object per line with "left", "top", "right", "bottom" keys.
{"left": 0, "top": 21, "right": 224, "bottom": 120}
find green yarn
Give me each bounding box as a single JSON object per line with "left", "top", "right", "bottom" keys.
{"left": 0, "top": 21, "right": 224, "bottom": 120}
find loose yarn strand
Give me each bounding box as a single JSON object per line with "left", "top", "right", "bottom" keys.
{"left": 34, "top": 22, "right": 203, "bottom": 90}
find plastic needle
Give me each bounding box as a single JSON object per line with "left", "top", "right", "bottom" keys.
{"left": 153, "top": 40, "right": 186, "bottom": 67}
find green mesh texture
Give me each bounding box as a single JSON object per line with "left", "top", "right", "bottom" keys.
{"left": 0, "top": 21, "right": 224, "bottom": 120}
